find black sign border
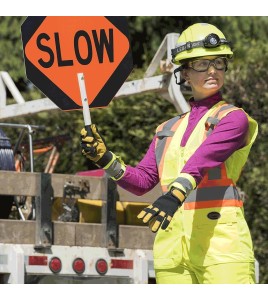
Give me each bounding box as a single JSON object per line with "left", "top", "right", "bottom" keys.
{"left": 21, "top": 16, "right": 133, "bottom": 111}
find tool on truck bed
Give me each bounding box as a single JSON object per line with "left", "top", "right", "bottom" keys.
{"left": 57, "top": 180, "right": 90, "bottom": 222}
{"left": 0, "top": 123, "right": 71, "bottom": 220}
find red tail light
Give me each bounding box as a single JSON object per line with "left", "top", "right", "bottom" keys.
{"left": 28, "top": 256, "right": 48, "bottom": 266}
{"left": 95, "top": 258, "right": 108, "bottom": 275}
{"left": 49, "top": 257, "right": 62, "bottom": 273}
{"left": 111, "top": 259, "right": 133, "bottom": 269}
{"left": 73, "top": 258, "right": 85, "bottom": 274}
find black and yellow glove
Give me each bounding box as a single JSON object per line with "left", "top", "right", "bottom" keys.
{"left": 80, "top": 124, "right": 111, "bottom": 166}
{"left": 137, "top": 187, "right": 186, "bottom": 233}
{"left": 80, "top": 124, "right": 126, "bottom": 180}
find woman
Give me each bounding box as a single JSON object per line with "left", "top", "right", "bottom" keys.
{"left": 80, "top": 23, "right": 258, "bottom": 284}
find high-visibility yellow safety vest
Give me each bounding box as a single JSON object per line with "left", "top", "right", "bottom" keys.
{"left": 153, "top": 100, "right": 258, "bottom": 269}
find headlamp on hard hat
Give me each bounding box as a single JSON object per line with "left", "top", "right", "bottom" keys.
{"left": 171, "top": 33, "right": 232, "bottom": 63}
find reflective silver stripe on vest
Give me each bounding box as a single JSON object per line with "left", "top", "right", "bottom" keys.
{"left": 185, "top": 185, "right": 240, "bottom": 203}
{"left": 206, "top": 117, "right": 220, "bottom": 136}
{"left": 206, "top": 116, "right": 220, "bottom": 125}
{"left": 156, "top": 130, "right": 174, "bottom": 138}
{"left": 214, "top": 104, "right": 234, "bottom": 118}
{"left": 208, "top": 166, "right": 221, "bottom": 180}
{"left": 155, "top": 115, "right": 184, "bottom": 167}
{"left": 206, "top": 104, "right": 234, "bottom": 136}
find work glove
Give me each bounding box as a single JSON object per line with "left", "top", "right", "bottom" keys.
{"left": 137, "top": 187, "right": 186, "bottom": 233}
{"left": 80, "top": 124, "right": 126, "bottom": 180}
{"left": 80, "top": 124, "right": 111, "bottom": 166}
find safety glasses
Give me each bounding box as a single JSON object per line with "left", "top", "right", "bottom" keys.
{"left": 188, "top": 57, "right": 228, "bottom": 72}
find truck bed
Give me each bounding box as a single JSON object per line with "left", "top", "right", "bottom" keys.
{"left": 0, "top": 170, "right": 159, "bottom": 249}
{"left": 0, "top": 220, "right": 155, "bottom": 249}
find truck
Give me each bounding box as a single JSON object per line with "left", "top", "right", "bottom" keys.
{"left": 0, "top": 33, "right": 191, "bottom": 284}
{"left": 0, "top": 169, "right": 160, "bottom": 284}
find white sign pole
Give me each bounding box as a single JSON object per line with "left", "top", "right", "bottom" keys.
{"left": 77, "top": 72, "right": 96, "bottom": 156}
{"left": 77, "top": 73, "right": 97, "bottom": 156}
{"left": 77, "top": 72, "right": 91, "bottom": 126}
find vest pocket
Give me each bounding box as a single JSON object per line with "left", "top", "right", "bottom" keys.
{"left": 153, "top": 211, "right": 183, "bottom": 269}
{"left": 189, "top": 208, "right": 241, "bottom": 265}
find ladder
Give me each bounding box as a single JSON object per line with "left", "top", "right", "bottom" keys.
{"left": 0, "top": 33, "right": 190, "bottom": 121}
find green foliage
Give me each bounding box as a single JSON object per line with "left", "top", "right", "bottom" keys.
{"left": 0, "top": 17, "right": 26, "bottom": 81}
{"left": 1, "top": 16, "right": 268, "bottom": 283}
{"left": 88, "top": 89, "right": 177, "bottom": 166}
{"left": 128, "top": 16, "right": 212, "bottom": 68}
{"left": 218, "top": 17, "right": 268, "bottom": 283}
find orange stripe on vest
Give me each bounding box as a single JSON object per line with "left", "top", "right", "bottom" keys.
{"left": 184, "top": 199, "right": 243, "bottom": 210}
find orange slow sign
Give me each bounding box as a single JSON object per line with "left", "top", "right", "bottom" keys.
{"left": 21, "top": 17, "right": 133, "bottom": 110}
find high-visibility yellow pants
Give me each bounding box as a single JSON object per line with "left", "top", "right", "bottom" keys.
{"left": 154, "top": 206, "right": 256, "bottom": 284}
{"left": 155, "top": 261, "right": 255, "bottom": 284}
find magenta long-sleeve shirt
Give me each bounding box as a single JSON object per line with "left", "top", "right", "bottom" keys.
{"left": 117, "top": 92, "right": 249, "bottom": 196}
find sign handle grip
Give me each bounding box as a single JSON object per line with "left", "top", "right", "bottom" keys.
{"left": 78, "top": 73, "right": 96, "bottom": 157}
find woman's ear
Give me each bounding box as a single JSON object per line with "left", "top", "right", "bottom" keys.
{"left": 182, "top": 69, "right": 190, "bottom": 82}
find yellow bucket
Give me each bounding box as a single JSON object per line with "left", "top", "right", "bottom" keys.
{"left": 77, "top": 199, "right": 125, "bottom": 224}
{"left": 122, "top": 202, "right": 150, "bottom": 226}
{"left": 53, "top": 198, "right": 150, "bottom": 226}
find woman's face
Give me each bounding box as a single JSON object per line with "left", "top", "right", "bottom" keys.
{"left": 182, "top": 56, "right": 226, "bottom": 100}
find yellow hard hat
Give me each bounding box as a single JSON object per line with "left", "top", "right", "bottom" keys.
{"left": 171, "top": 23, "right": 233, "bottom": 65}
